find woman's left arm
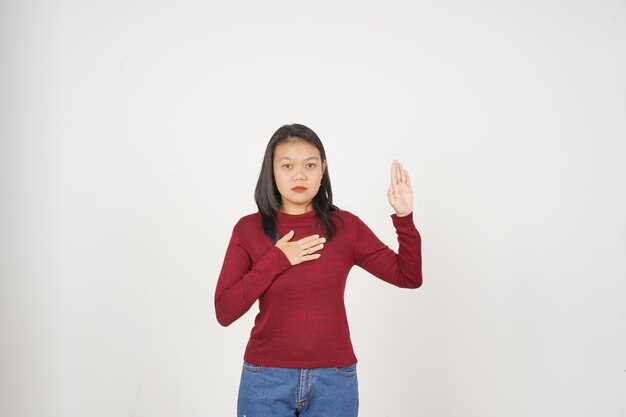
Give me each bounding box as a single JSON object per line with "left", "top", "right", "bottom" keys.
{"left": 353, "top": 211, "right": 422, "bottom": 289}
{"left": 353, "top": 160, "right": 422, "bottom": 288}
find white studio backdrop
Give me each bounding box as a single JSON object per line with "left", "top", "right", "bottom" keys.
{"left": 1, "top": 1, "right": 625, "bottom": 416}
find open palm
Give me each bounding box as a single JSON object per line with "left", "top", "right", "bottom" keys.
{"left": 387, "top": 160, "right": 413, "bottom": 217}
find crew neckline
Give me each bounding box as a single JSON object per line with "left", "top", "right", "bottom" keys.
{"left": 275, "top": 209, "right": 318, "bottom": 227}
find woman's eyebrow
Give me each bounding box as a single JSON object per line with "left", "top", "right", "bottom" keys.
{"left": 279, "top": 156, "right": 321, "bottom": 161}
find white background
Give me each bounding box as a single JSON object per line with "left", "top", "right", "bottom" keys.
{"left": 1, "top": 1, "right": 625, "bottom": 416}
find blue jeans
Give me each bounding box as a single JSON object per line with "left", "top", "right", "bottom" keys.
{"left": 237, "top": 361, "right": 359, "bottom": 417}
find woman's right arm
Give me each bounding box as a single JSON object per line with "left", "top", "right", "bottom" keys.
{"left": 214, "top": 226, "right": 292, "bottom": 327}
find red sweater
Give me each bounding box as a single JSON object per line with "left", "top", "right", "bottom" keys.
{"left": 214, "top": 208, "right": 422, "bottom": 368}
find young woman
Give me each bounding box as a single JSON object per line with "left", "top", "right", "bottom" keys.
{"left": 214, "top": 123, "right": 423, "bottom": 417}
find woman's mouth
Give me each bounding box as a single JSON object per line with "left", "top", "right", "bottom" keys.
{"left": 291, "top": 187, "right": 308, "bottom": 193}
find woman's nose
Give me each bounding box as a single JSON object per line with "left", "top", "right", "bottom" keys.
{"left": 292, "top": 166, "right": 306, "bottom": 180}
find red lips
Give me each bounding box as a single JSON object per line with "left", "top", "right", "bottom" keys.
{"left": 291, "top": 186, "right": 308, "bottom": 192}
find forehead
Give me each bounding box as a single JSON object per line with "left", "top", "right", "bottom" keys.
{"left": 274, "top": 139, "right": 321, "bottom": 160}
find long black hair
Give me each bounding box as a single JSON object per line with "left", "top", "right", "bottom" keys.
{"left": 254, "top": 123, "right": 340, "bottom": 243}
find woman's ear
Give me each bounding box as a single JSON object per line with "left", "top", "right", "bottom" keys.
{"left": 323, "top": 160, "right": 328, "bottom": 174}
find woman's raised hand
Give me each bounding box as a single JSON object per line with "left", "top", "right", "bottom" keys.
{"left": 387, "top": 159, "right": 413, "bottom": 217}
{"left": 275, "top": 230, "right": 326, "bottom": 266}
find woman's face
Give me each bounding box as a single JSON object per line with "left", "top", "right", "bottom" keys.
{"left": 273, "top": 139, "right": 327, "bottom": 214}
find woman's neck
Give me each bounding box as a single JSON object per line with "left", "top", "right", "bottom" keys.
{"left": 279, "top": 203, "right": 315, "bottom": 215}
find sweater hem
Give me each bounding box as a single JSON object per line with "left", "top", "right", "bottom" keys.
{"left": 243, "top": 354, "right": 358, "bottom": 369}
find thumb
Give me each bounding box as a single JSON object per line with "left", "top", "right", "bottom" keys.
{"left": 279, "top": 230, "right": 294, "bottom": 242}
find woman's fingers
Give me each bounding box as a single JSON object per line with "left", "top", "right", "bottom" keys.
{"left": 387, "top": 161, "right": 414, "bottom": 216}
{"left": 279, "top": 233, "right": 326, "bottom": 263}
{"left": 396, "top": 161, "right": 401, "bottom": 184}
{"left": 305, "top": 242, "right": 325, "bottom": 254}
{"left": 393, "top": 160, "right": 411, "bottom": 186}
{"left": 393, "top": 160, "right": 411, "bottom": 185}
{"left": 276, "top": 233, "right": 325, "bottom": 265}
{"left": 300, "top": 241, "right": 324, "bottom": 262}
{"left": 297, "top": 234, "right": 325, "bottom": 246}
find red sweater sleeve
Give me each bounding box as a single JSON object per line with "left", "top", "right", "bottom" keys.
{"left": 353, "top": 211, "right": 423, "bottom": 289}
{"left": 214, "top": 224, "right": 292, "bottom": 327}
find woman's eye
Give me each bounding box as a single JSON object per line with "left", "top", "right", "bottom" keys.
{"left": 281, "top": 163, "right": 316, "bottom": 168}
